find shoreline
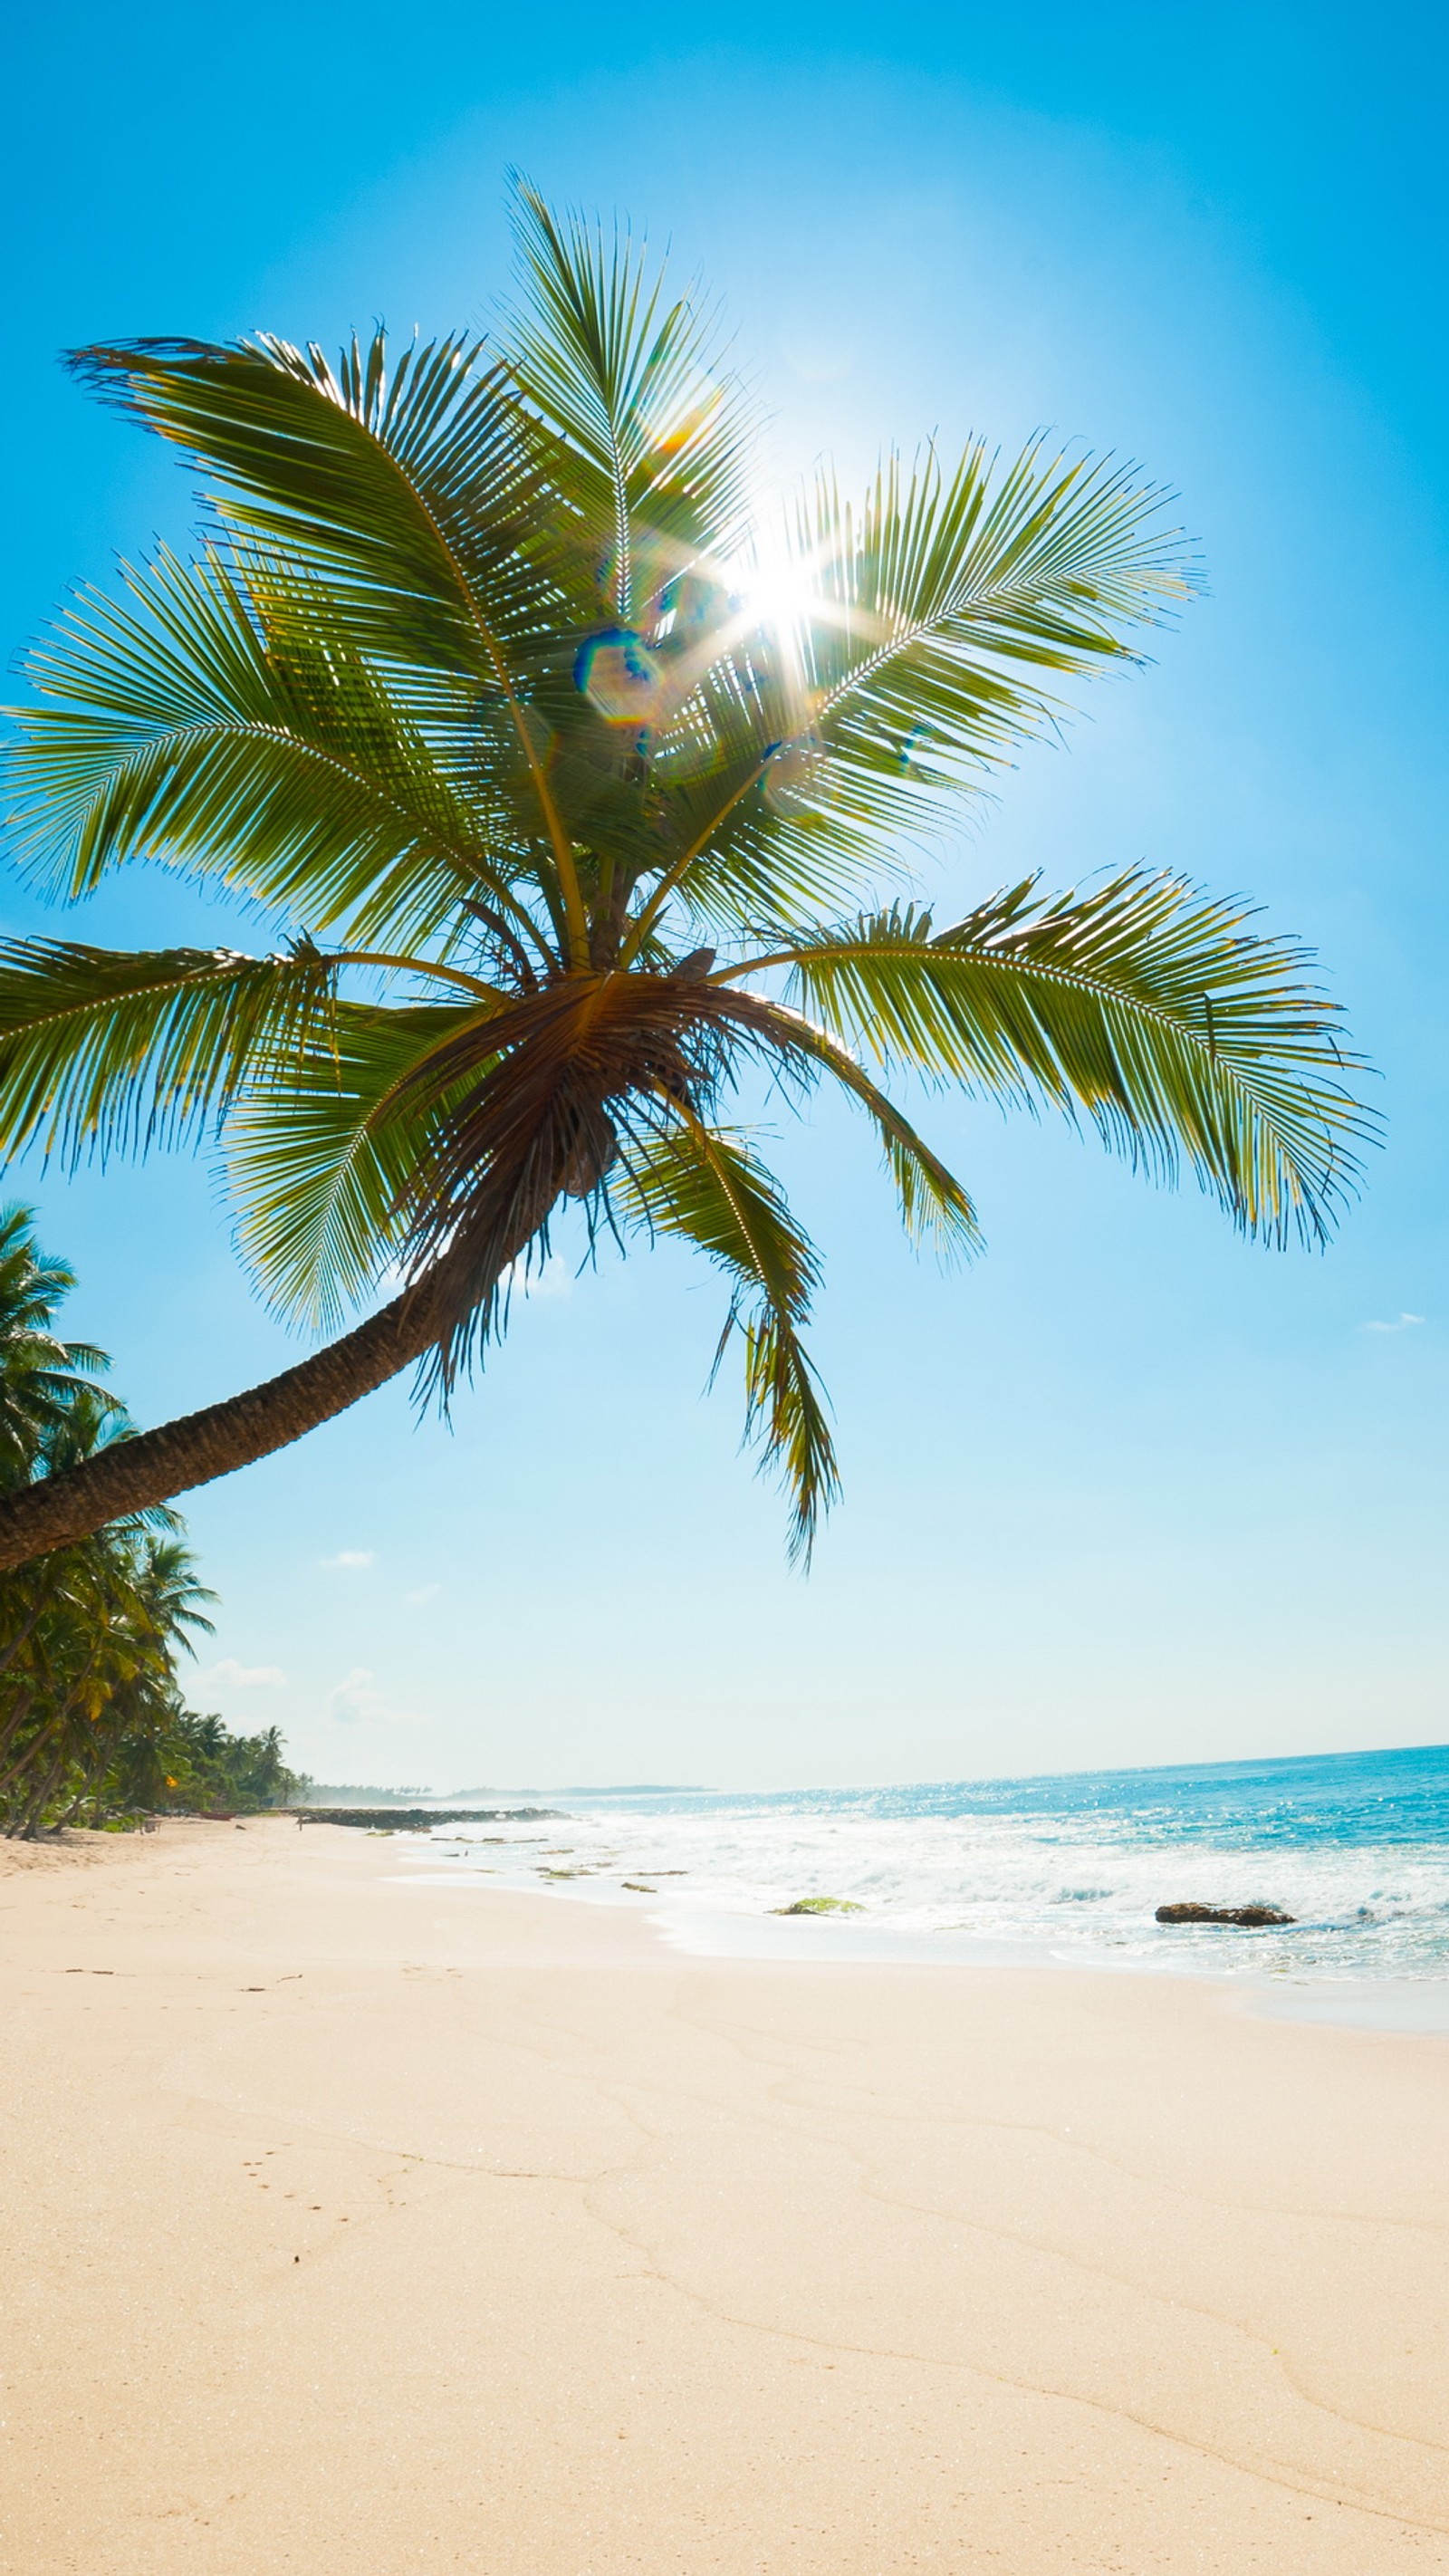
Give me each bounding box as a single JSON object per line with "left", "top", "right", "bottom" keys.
{"left": 4, "top": 1817, "right": 1448, "bottom": 2571}
{"left": 385, "top": 1831, "right": 1449, "bottom": 2034}
{"left": 23, "top": 1811, "right": 1449, "bottom": 2032}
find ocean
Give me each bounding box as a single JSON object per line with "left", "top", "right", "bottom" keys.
{"left": 404, "top": 1741, "right": 1449, "bottom": 2001}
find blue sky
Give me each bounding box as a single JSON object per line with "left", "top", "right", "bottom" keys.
{"left": 3, "top": 3, "right": 1446, "bottom": 1789}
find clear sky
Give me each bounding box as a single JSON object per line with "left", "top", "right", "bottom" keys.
{"left": 3, "top": 3, "right": 1446, "bottom": 1791}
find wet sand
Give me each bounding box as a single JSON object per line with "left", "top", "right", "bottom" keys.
{"left": 2, "top": 1815, "right": 1447, "bottom": 2572}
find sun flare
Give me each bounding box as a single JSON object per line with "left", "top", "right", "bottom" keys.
{"left": 732, "top": 546, "right": 820, "bottom": 639}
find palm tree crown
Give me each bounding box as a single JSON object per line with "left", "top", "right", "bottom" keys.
{"left": 0, "top": 187, "right": 1369, "bottom": 1567}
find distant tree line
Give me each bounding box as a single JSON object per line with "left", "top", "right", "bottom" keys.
{"left": 0, "top": 1207, "right": 308, "bottom": 1835}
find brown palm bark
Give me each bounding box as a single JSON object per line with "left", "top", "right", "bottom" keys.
{"left": 0, "top": 1259, "right": 466, "bottom": 1572}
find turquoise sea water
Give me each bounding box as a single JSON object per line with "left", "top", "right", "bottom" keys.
{"left": 417, "top": 1744, "right": 1449, "bottom": 1987}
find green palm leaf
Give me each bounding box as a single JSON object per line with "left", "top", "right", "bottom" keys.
{"left": 623, "top": 443, "right": 1191, "bottom": 949}
{"left": 507, "top": 184, "right": 754, "bottom": 616}
{"left": 226, "top": 998, "right": 484, "bottom": 1330}
{"left": 730, "top": 869, "right": 1367, "bottom": 1243}
{"left": 614, "top": 1115, "right": 839, "bottom": 1561}
{"left": 795, "top": 442, "right": 1191, "bottom": 800}
{"left": 0, "top": 939, "right": 347, "bottom": 1167}
{"left": 64, "top": 325, "right": 547, "bottom": 682}
{"left": 732, "top": 995, "right": 983, "bottom": 1259}
{"left": 60, "top": 311, "right": 592, "bottom": 952}
{"left": 10, "top": 549, "right": 545, "bottom": 962}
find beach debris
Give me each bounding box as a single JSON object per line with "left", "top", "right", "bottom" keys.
{"left": 771, "top": 1897, "right": 866, "bottom": 1916}
{"left": 622, "top": 1881, "right": 657, "bottom": 1894}
{"left": 1155, "top": 1901, "right": 1295, "bottom": 1927}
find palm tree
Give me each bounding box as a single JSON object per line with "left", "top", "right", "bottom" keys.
{"left": 2, "top": 1529, "right": 216, "bottom": 1835}
{"left": 0, "top": 1302, "right": 212, "bottom": 1830}
{"left": 0, "top": 1203, "right": 117, "bottom": 1485}
{"left": 0, "top": 1209, "right": 128, "bottom": 1709}
{"left": 48, "top": 1534, "right": 216, "bottom": 1828}
{"left": 0, "top": 188, "right": 1368, "bottom": 1570}
{"left": 0, "top": 1205, "right": 232, "bottom": 1831}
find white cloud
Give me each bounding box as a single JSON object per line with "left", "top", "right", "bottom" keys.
{"left": 326, "top": 1667, "right": 425, "bottom": 1729}
{"left": 407, "top": 1582, "right": 442, "bottom": 1604}
{"left": 329, "top": 1667, "right": 385, "bottom": 1725}
{"left": 203, "top": 1658, "right": 287, "bottom": 1688}
{"left": 321, "top": 1549, "right": 377, "bottom": 1569}
{"left": 1363, "top": 1312, "right": 1426, "bottom": 1334}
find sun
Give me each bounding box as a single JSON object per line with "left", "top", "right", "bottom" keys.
{"left": 729, "top": 538, "right": 821, "bottom": 644}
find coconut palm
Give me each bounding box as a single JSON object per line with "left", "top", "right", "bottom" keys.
{"left": 2, "top": 1533, "right": 216, "bottom": 1835}
{"left": 0, "top": 188, "right": 1367, "bottom": 1570}
{"left": 0, "top": 1207, "right": 128, "bottom": 1713}
{"left": 0, "top": 1525, "right": 211, "bottom": 1837}
{"left": 0, "top": 1299, "right": 213, "bottom": 1830}
{"left": 0, "top": 1202, "right": 117, "bottom": 1485}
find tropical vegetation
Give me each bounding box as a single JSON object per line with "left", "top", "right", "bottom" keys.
{"left": 0, "top": 1204, "right": 304, "bottom": 1834}
{"left": 0, "top": 187, "right": 1369, "bottom": 1570}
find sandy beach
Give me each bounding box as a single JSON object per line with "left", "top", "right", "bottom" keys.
{"left": 3, "top": 1819, "right": 1447, "bottom": 2573}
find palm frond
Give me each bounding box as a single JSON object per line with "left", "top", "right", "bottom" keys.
{"left": 508, "top": 183, "right": 755, "bottom": 615}
{"left": 619, "top": 680, "right": 882, "bottom": 958}
{"left": 0, "top": 938, "right": 346, "bottom": 1168}
{"left": 731, "top": 870, "right": 1369, "bottom": 1244}
{"left": 614, "top": 1112, "right": 838, "bottom": 1560}
{"left": 732, "top": 995, "right": 983, "bottom": 1258}
{"left": 715, "top": 445, "right": 1191, "bottom": 879}
{"left": 63, "top": 325, "right": 545, "bottom": 678}
{"left": 226, "top": 998, "right": 484, "bottom": 1329}
{"left": 60, "top": 322, "right": 593, "bottom": 952}
{"left": 622, "top": 443, "right": 1188, "bottom": 946}
{"left": 6, "top": 549, "right": 549, "bottom": 963}
{"left": 803, "top": 441, "right": 1190, "bottom": 774}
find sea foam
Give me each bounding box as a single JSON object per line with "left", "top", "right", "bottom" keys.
{"left": 410, "top": 1743, "right": 1449, "bottom": 1987}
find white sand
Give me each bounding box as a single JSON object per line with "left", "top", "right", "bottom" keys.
{"left": 2, "top": 1815, "right": 1446, "bottom": 2572}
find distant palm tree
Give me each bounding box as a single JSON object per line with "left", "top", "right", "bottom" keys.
{"left": 0, "top": 1204, "right": 116, "bottom": 1485}
{"left": 0, "top": 188, "right": 1367, "bottom": 1568}
{"left": 4, "top": 1525, "right": 215, "bottom": 1838}
{"left": 0, "top": 1216, "right": 215, "bottom": 1829}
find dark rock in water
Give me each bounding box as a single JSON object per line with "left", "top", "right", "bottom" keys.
{"left": 290, "top": 1805, "right": 562, "bottom": 1830}
{"left": 1156, "top": 1901, "right": 1295, "bottom": 1927}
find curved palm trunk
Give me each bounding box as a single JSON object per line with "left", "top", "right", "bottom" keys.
{"left": 0, "top": 1690, "right": 38, "bottom": 1791}
{"left": 0, "top": 1258, "right": 469, "bottom": 1572}
{"left": 17, "top": 1741, "right": 68, "bottom": 1838}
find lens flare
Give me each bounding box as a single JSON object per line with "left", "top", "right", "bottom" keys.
{"left": 574, "top": 630, "right": 663, "bottom": 725}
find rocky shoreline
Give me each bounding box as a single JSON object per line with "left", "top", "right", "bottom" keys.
{"left": 292, "top": 1806, "right": 562, "bottom": 1831}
